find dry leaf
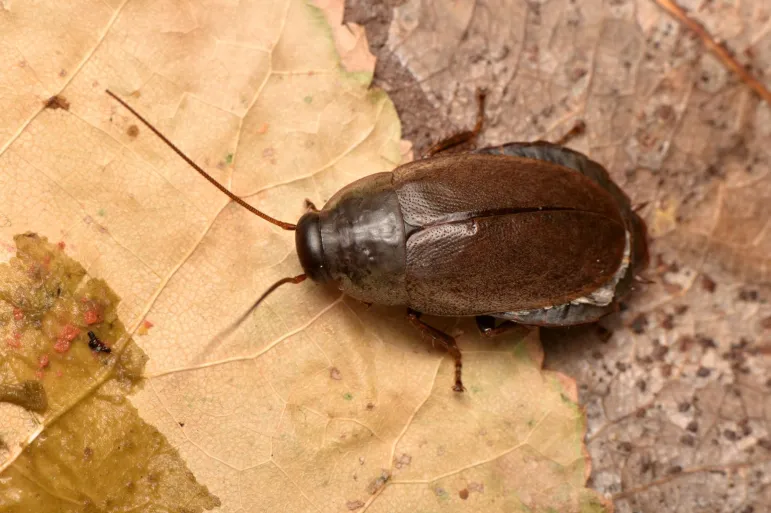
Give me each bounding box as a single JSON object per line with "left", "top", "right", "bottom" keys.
{"left": 348, "top": 0, "right": 771, "bottom": 511}
{"left": 1, "top": 1, "right": 605, "bottom": 512}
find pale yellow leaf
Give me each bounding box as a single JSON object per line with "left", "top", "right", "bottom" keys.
{"left": 0, "top": 1, "right": 607, "bottom": 512}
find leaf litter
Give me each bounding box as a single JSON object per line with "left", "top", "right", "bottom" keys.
{"left": 0, "top": 234, "right": 220, "bottom": 512}
{"left": 0, "top": 0, "right": 608, "bottom": 512}
{"left": 349, "top": 0, "right": 771, "bottom": 511}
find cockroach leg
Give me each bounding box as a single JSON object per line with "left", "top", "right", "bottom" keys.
{"left": 633, "top": 201, "right": 649, "bottom": 213}
{"left": 304, "top": 199, "right": 319, "bottom": 212}
{"left": 406, "top": 309, "right": 465, "bottom": 392}
{"left": 553, "top": 120, "right": 587, "bottom": 146}
{"left": 475, "top": 316, "right": 520, "bottom": 338}
{"left": 424, "top": 88, "right": 487, "bottom": 158}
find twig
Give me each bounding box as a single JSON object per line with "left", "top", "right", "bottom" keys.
{"left": 652, "top": 0, "right": 771, "bottom": 105}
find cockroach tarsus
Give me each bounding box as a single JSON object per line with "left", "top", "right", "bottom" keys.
{"left": 106, "top": 88, "right": 650, "bottom": 392}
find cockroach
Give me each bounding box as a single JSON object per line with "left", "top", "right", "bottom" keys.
{"left": 107, "top": 89, "right": 648, "bottom": 392}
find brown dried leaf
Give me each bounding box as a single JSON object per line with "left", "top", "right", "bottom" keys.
{"left": 0, "top": 1, "right": 603, "bottom": 512}
{"left": 347, "top": 0, "right": 771, "bottom": 511}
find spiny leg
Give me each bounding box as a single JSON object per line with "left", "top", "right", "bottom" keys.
{"left": 553, "top": 120, "right": 587, "bottom": 146}
{"left": 424, "top": 88, "right": 487, "bottom": 158}
{"left": 406, "top": 309, "right": 465, "bottom": 392}
{"left": 475, "top": 315, "right": 522, "bottom": 338}
{"left": 304, "top": 199, "right": 319, "bottom": 212}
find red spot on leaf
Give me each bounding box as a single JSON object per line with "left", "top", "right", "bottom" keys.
{"left": 54, "top": 324, "right": 80, "bottom": 353}
{"left": 42, "top": 254, "right": 51, "bottom": 268}
{"left": 6, "top": 332, "right": 22, "bottom": 349}
{"left": 13, "top": 308, "right": 23, "bottom": 321}
{"left": 39, "top": 354, "right": 50, "bottom": 368}
{"left": 59, "top": 324, "right": 81, "bottom": 342}
{"left": 84, "top": 309, "right": 100, "bottom": 325}
{"left": 35, "top": 369, "right": 45, "bottom": 380}
{"left": 54, "top": 339, "right": 71, "bottom": 353}
{"left": 138, "top": 319, "right": 154, "bottom": 335}
{"left": 57, "top": 241, "right": 66, "bottom": 250}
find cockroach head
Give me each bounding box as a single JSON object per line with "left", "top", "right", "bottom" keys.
{"left": 295, "top": 212, "right": 329, "bottom": 282}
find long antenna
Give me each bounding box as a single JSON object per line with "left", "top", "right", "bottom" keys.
{"left": 106, "top": 90, "right": 297, "bottom": 231}
{"left": 212, "top": 274, "right": 307, "bottom": 342}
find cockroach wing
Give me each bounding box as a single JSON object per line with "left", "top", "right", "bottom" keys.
{"left": 392, "top": 153, "right": 628, "bottom": 316}
{"left": 392, "top": 153, "right": 625, "bottom": 227}
{"left": 403, "top": 210, "right": 626, "bottom": 316}
{"left": 474, "top": 141, "right": 649, "bottom": 279}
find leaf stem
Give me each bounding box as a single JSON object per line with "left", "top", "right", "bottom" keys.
{"left": 652, "top": 0, "right": 771, "bottom": 105}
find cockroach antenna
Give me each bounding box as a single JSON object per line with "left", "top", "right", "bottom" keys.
{"left": 106, "top": 89, "right": 308, "bottom": 337}
{"left": 212, "top": 274, "right": 307, "bottom": 342}
{"left": 105, "top": 90, "right": 297, "bottom": 230}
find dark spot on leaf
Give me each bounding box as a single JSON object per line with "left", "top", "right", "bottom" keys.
{"left": 678, "top": 335, "right": 695, "bottom": 351}
{"left": 656, "top": 104, "right": 675, "bottom": 122}
{"left": 738, "top": 289, "right": 758, "bottom": 302}
{"left": 636, "top": 379, "right": 647, "bottom": 392}
{"left": 687, "top": 421, "right": 699, "bottom": 433}
{"left": 680, "top": 434, "right": 695, "bottom": 446}
{"left": 330, "top": 367, "right": 342, "bottom": 380}
{"left": 678, "top": 402, "right": 691, "bottom": 412}
{"left": 0, "top": 380, "right": 48, "bottom": 413}
{"left": 346, "top": 500, "right": 365, "bottom": 510}
{"left": 459, "top": 488, "right": 469, "bottom": 500}
{"left": 126, "top": 125, "right": 139, "bottom": 138}
{"left": 631, "top": 313, "right": 648, "bottom": 334}
{"left": 394, "top": 453, "right": 412, "bottom": 469}
{"left": 366, "top": 470, "right": 390, "bottom": 494}
{"left": 701, "top": 274, "right": 716, "bottom": 292}
{"left": 758, "top": 439, "right": 771, "bottom": 451}
{"left": 44, "top": 95, "right": 70, "bottom": 111}
{"left": 668, "top": 465, "right": 683, "bottom": 474}
{"left": 618, "top": 441, "right": 632, "bottom": 452}
{"left": 696, "top": 367, "right": 711, "bottom": 378}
